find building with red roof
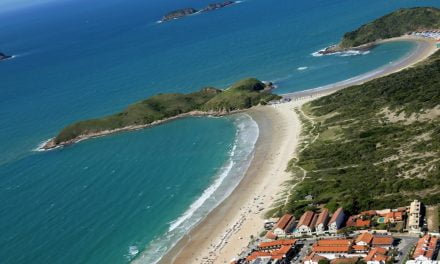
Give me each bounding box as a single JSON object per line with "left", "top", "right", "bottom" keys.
{"left": 365, "top": 247, "right": 389, "bottom": 263}
{"left": 412, "top": 235, "right": 438, "bottom": 261}
{"left": 355, "top": 219, "right": 371, "bottom": 228}
{"left": 273, "top": 214, "right": 295, "bottom": 236}
{"left": 371, "top": 236, "right": 394, "bottom": 249}
{"left": 315, "top": 209, "right": 330, "bottom": 235}
{"left": 355, "top": 232, "right": 374, "bottom": 246}
{"left": 295, "top": 211, "right": 317, "bottom": 236}
{"left": 312, "top": 239, "right": 353, "bottom": 254}
{"left": 329, "top": 208, "right": 346, "bottom": 233}
{"left": 304, "top": 252, "right": 328, "bottom": 264}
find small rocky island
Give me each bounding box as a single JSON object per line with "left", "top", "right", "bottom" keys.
{"left": 42, "top": 78, "right": 279, "bottom": 150}
{"left": 161, "top": 8, "right": 198, "bottom": 22}
{"left": 0, "top": 52, "right": 12, "bottom": 61}
{"left": 160, "top": 1, "right": 236, "bottom": 22}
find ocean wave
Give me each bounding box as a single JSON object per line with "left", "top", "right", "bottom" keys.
{"left": 297, "top": 66, "right": 308, "bottom": 71}
{"left": 311, "top": 48, "right": 370, "bottom": 57}
{"left": 33, "top": 138, "right": 55, "bottom": 152}
{"left": 131, "top": 114, "right": 259, "bottom": 264}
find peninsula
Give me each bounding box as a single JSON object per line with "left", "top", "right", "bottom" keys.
{"left": 319, "top": 7, "right": 440, "bottom": 55}
{"left": 0, "top": 52, "right": 12, "bottom": 61}
{"left": 42, "top": 78, "right": 279, "bottom": 150}
{"left": 160, "top": 1, "right": 236, "bottom": 22}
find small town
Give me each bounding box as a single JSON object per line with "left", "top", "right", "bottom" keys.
{"left": 231, "top": 200, "right": 440, "bottom": 264}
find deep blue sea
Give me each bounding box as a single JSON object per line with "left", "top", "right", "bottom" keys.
{"left": 1, "top": 0, "right": 439, "bottom": 263}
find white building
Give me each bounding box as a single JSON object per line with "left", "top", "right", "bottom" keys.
{"left": 295, "top": 211, "right": 317, "bottom": 236}
{"left": 328, "top": 207, "right": 345, "bottom": 234}
{"left": 408, "top": 200, "right": 422, "bottom": 234}
{"left": 315, "top": 209, "right": 329, "bottom": 235}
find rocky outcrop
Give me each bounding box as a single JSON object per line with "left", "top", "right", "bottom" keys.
{"left": 0, "top": 52, "right": 12, "bottom": 61}
{"left": 317, "top": 43, "right": 375, "bottom": 55}
{"left": 161, "top": 8, "right": 198, "bottom": 22}
{"left": 160, "top": 1, "right": 236, "bottom": 23}
{"left": 201, "top": 1, "right": 235, "bottom": 12}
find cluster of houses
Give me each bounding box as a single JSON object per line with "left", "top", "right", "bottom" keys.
{"left": 232, "top": 201, "right": 439, "bottom": 264}
{"left": 304, "top": 232, "right": 395, "bottom": 264}
{"left": 241, "top": 239, "right": 300, "bottom": 264}
{"left": 268, "top": 207, "right": 346, "bottom": 238}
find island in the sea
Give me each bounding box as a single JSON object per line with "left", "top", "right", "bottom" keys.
{"left": 319, "top": 7, "right": 440, "bottom": 55}
{"left": 42, "top": 78, "right": 280, "bottom": 150}
{"left": 0, "top": 52, "right": 12, "bottom": 61}
{"left": 160, "top": 1, "right": 236, "bottom": 22}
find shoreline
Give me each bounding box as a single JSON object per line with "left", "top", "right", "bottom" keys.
{"left": 157, "top": 36, "right": 438, "bottom": 264}
{"left": 284, "top": 36, "right": 437, "bottom": 100}
{"left": 158, "top": 100, "right": 305, "bottom": 264}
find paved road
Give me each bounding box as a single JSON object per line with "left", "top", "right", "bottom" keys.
{"left": 291, "top": 240, "right": 315, "bottom": 264}
{"left": 394, "top": 236, "right": 418, "bottom": 264}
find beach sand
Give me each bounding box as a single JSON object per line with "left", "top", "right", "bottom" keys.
{"left": 158, "top": 37, "right": 438, "bottom": 264}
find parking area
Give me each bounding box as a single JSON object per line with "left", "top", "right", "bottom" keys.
{"left": 394, "top": 235, "right": 418, "bottom": 264}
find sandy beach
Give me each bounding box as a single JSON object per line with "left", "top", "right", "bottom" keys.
{"left": 158, "top": 36, "right": 438, "bottom": 264}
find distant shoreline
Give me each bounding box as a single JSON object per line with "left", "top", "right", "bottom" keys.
{"left": 283, "top": 36, "right": 438, "bottom": 101}
{"left": 157, "top": 36, "right": 438, "bottom": 264}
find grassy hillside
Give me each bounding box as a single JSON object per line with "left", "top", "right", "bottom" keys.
{"left": 53, "top": 78, "right": 279, "bottom": 144}
{"left": 280, "top": 50, "right": 440, "bottom": 218}
{"left": 340, "top": 7, "right": 440, "bottom": 48}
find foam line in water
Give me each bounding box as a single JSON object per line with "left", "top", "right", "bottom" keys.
{"left": 131, "top": 114, "right": 259, "bottom": 264}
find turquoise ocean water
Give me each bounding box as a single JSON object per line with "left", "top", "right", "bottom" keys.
{"left": 1, "top": 0, "right": 439, "bottom": 263}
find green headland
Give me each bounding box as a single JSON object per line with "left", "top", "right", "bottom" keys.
{"left": 43, "top": 78, "right": 280, "bottom": 149}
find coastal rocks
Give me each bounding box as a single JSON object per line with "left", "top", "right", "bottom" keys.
{"left": 317, "top": 43, "right": 375, "bottom": 55}
{"left": 160, "top": 1, "right": 236, "bottom": 23}
{"left": 0, "top": 52, "right": 12, "bottom": 61}
{"left": 161, "top": 8, "right": 198, "bottom": 22}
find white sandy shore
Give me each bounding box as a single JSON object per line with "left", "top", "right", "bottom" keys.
{"left": 158, "top": 36, "right": 438, "bottom": 264}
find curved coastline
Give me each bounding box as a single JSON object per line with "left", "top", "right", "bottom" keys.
{"left": 294, "top": 36, "right": 437, "bottom": 100}
{"left": 156, "top": 36, "right": 437, "bottom": 264}
{"left": 131, "top": 114, "right": 259, "bottom": 263}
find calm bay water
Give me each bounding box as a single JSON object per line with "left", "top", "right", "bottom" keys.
{"left": 1, "top": 0, "right": 439, "bottom": 263}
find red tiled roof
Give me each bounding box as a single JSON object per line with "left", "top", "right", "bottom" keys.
{"left": 372, "top": 236, "right": 394, "bottom": 246}
{"left": 316, "top": 209, "right": 329, "bottom": 226}
{"left": 346, "top": 216, "right": 356, "bottom": 227}
{"left": 352, "top": 245, "right": 368, "bottom": 252}
{"left": 258, "top": 239, "right": 296, "bottom": 249}
{"left": 355, "top": 219, "right": 371, "bottom": 227}
{"left": 385, "top": 211, "right": 403, "bottom": 220}
{"left": 361, "top": 210, "right": 377, "bottom": 216}
{"left": 265, "top": 231, "right": 277, "bottom": 240}
{"left": 413, "top": 235, "right": 438, "bottom": 260}
{"left": 298, "top": 211, "right": 316, "bottom": 228}
{"left": 365, "top": 248, "right": 389, "bottom": 262}
{"left": 276, "top": 214, "right": 293, "bottom": 230}
{"left": 316, "top": 239, "right": 352, "bottom": 246}
{"left": 304, "top": 252, "right": 327, "bottom": 262}
{"left": 330, "top": 257, "right": 359, "bottom": 264}
{"left": 329, "top": 207, "right": 344, "bottom": 224}
{"left": 313, "top": 245, "right": 351, "bottom": 253}
{"left": 313, "top": 239, "right": 352, "bottom": 253}
{"left": 356, "top": 232, "right": 373, "bottom": 244}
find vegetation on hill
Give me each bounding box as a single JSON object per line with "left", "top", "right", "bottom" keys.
{"left": 340, "top": 7, "right": 440, "bottom": 48}
{"left": 278, "top": 50, "right": 440, "bottom": 218}
{"left": 52, "top": 78, "right": 279, "bottom": 145}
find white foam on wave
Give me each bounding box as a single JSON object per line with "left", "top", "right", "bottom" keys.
{"left": 33, "top": 138, "right": 55, "bottom": 152}
{"left": 297, "top": 66, "right": 308, "bottom": 71}
{"left": 131, "top": 114, "right": 259, "bottom": 264}
{"left": 311, "top": 48, "right": 370, "bottom": 57}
